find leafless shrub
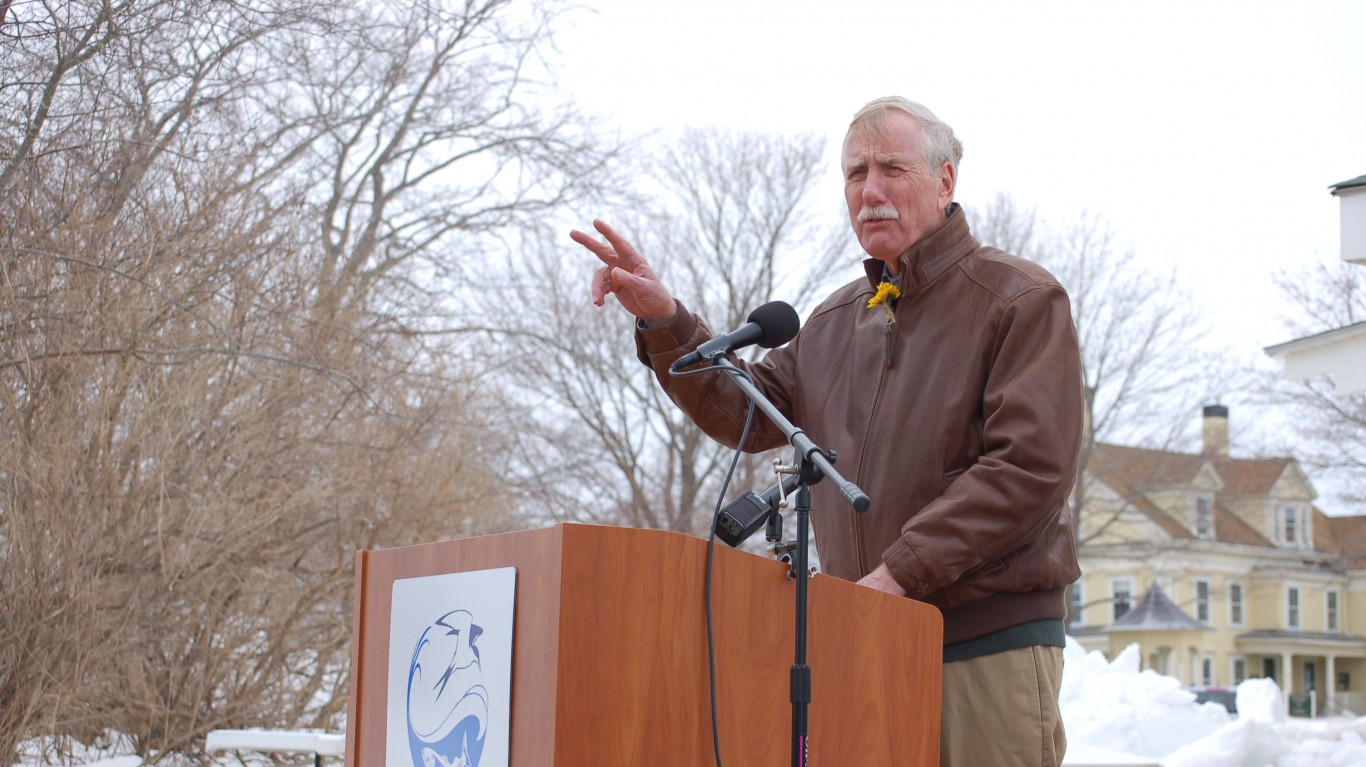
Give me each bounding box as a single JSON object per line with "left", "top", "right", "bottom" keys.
{"left": 1, "top": 0, "right": 611, "bottom": 762}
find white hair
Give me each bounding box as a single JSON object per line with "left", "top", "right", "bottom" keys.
{"left": 847, "top": 96, "right": 963, "bottom": 177}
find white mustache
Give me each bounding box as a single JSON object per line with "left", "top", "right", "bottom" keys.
{"left": 858, "top": 206, "right": 899, "bottom": 223}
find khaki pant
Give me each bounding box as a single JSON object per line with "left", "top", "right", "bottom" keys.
{"left": 940, "top": 645, "right": 1066, "bottom": 767}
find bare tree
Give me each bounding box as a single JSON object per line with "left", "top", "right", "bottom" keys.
{"left": 485, "top": 127, "right": 854, "bottom": 537}
{"left": 1263, "top": 258, "right": 1366, "bottom": 506}
{"left": 1, "top": 0, "right": 612, "bottom": 761}
{"left": 971, "top": 193, "right": 1241, "bottom": 544}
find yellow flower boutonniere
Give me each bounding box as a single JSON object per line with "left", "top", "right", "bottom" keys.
{"left": 866, "top": 281, "right": 901, "bottom": 309}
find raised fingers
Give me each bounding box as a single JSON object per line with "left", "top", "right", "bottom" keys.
{"left": 570, "top": 227, "right": 617, "bottom": 267}
{"left": 572, "top": 219, "right": 673, "bottom": 317}
{"left": 589, "top": 219, "right": 648, "bottom": 270}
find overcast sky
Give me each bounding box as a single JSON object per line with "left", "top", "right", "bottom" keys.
{"left": 553, "top": 0, "right": 1366, "bottom": 357}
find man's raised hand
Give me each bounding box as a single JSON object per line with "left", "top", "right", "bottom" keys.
{"left": 570, "top": 219, "right": 676, "bottom": 322}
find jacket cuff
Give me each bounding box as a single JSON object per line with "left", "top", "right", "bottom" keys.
{"left": 883, "top": 538, "right": 935, "bottom": 598}
{"left": 633, "top": 300, "right": 697, "bottom": 369}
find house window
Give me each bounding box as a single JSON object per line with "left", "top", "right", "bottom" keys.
{"left": 1232, "top": 657, "right": 1247, "bottom": 684}
{"left": 1195, "top": 579, "right": 1211, "bottom": 623}
{"left": 1201, "top": 655, "right": 1214, "bottom": 686}
{"left": 1283, "top": 506, "right": 1299, "bottom": 545}
{"left": 1288, "top": 587, "right": 1300, "bottom": 629}
{"left": 1229, "top": 582, "right": 1244, "bottom": 626}
{"left": 1327, "top": 590, "right": 1339, "bottom": 632}
{"left": 1112, "top": 578, "right": 1133, "bottom": 622}
{"left": 1196, "top": 497, "right": 1213, "bottom": 538}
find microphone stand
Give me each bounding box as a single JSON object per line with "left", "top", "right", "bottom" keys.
{"left": 706, "top": 356, "right": 870, "bottom": 767}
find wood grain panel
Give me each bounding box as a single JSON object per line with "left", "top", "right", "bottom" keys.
{"left": 346, "top": 523, "right": 941, "bottom": 767}
{"left": 346, "top": 526, "right": 565, "bottom": 767}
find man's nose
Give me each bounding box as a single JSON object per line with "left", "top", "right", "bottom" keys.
{"left": 861, "top": 169, "right": 889, "bottom": 204}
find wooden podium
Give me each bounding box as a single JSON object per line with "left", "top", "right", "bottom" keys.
{"left": 345, "top": 523, "right": 941, "bottom": 766}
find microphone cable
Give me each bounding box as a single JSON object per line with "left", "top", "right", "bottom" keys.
{"left": 669, "top": 362, "right": 760, "bottom": 767}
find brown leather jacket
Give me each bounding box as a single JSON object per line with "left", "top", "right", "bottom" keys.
{"left": 636, "top": 206, "right": 1083, "bottom": 644}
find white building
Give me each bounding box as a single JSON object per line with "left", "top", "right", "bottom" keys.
{"left": 1265, "top": 173, "right": 1366, "bottom": 394}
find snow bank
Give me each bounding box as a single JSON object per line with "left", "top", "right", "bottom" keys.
{"left": 1061, "top": 638, "right": 1231, "bottom": 757}
{"left": 1062, "top": 637, "right": 1366, "bottom": 767}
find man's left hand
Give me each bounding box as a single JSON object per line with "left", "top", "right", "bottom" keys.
{"left": 856, "top": 564, "right": 907, "bottom": 597}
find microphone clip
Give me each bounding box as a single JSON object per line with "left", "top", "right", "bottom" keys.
{"left": 714, "top": 454, "right": 832, "bottom": 549}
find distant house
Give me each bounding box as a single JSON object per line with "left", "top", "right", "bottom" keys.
{"left": 1265, "top": 173, "right": 1366, "bottom": 394}
{"left": 1070, "top": 406, "right": 1366, "bottom": 716}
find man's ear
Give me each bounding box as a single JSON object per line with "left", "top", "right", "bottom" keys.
{"left": 938, "top": 162, "right": 957, "bottom": 213}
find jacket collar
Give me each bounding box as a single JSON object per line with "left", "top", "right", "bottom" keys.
{"left": 862, "top": 203, "right": 977, "bottom": 294}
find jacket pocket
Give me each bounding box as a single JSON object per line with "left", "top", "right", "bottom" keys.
{"left": 939, "top": 550, "right": 1019, "bottom": 608}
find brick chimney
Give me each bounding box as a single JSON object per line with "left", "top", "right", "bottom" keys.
{"left": 1202, "top": 404, "right": 1229, "bottom": 457}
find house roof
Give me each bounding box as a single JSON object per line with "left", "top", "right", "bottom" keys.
{"left": 1322, "top": 514, "right": 1366, "bottom": 569}
{"left": 1214, "top": 501, "right": 1270, "bottom": 547}
{"left": 1265, "top": 320, "right": 1366, "bottom": 357}
{"left": 1088, "top": 444, "right": 1208, "bottom": 491}
{"left": 1087, "top": 442, "right": 1366, "bottom": 562}
{"left": 1105, "top": 583, "right": 1209, "bottom": 632}
{"left": 1330, "top": 174, "right": 1366, "bottom": 194}
{"left": 1263, "top": 320, "right": 1366, "bottom": 395}
{"left": 1211, "top": 457, "right": 1296, "bottom": 496}
{"left": 1086, "top": 443, "right": 1305, "bottom": 548}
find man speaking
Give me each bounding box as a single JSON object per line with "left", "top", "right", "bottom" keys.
{"left": 571, "top": 96, "right": 1083, "bottom": 767}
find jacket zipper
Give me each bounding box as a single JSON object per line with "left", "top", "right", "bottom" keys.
{"left": 883, "top": 311, "right": 896, "bottom": 369}
{"left": 854, "top": 307, "right": 899, "bottom": 576}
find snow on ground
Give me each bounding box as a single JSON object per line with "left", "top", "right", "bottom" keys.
{"left": 19, "top": 636, "right": 1366, "bottom": 766}
{"left": 1062, "top": 636, "right": 1366, "bottom": 766}
{"left": 1062, "top": 640, "right": 1232, "bottom": 757}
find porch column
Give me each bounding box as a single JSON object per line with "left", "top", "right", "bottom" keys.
{"left": 1327, "top": 654, "right": 1337, "bottom": 715}
{"left": 1282, "top": 651, "right": 1294, "bottom": 714}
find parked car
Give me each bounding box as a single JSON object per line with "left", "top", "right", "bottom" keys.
{"left": 1187, "top": 685, "right": 1238, "bottom": 715}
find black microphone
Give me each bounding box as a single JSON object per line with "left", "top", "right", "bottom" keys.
{"left": 714, "top": 474, "right": 801, "bottom": 548}
{"left": 670, "top": 301, "right": 800, "bottom": 371}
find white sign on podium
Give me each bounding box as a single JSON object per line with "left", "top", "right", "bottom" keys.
{"left": 386, "top": 567, "right": 517, "bottom": 767}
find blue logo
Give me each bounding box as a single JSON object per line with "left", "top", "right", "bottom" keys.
{"left": 405, "top": 610, "right": 489, "bottom": 767}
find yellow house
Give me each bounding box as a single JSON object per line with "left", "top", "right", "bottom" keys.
{"left": 1070, "top": 406, "right": 1366, "bottom": 715}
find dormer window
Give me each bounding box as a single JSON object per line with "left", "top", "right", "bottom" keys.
{"left": 1195, "top": 496, "right": 1214, "bottom": 539}
{"left": 1277, "top": 504, "right": 1311, "bottom": 548}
